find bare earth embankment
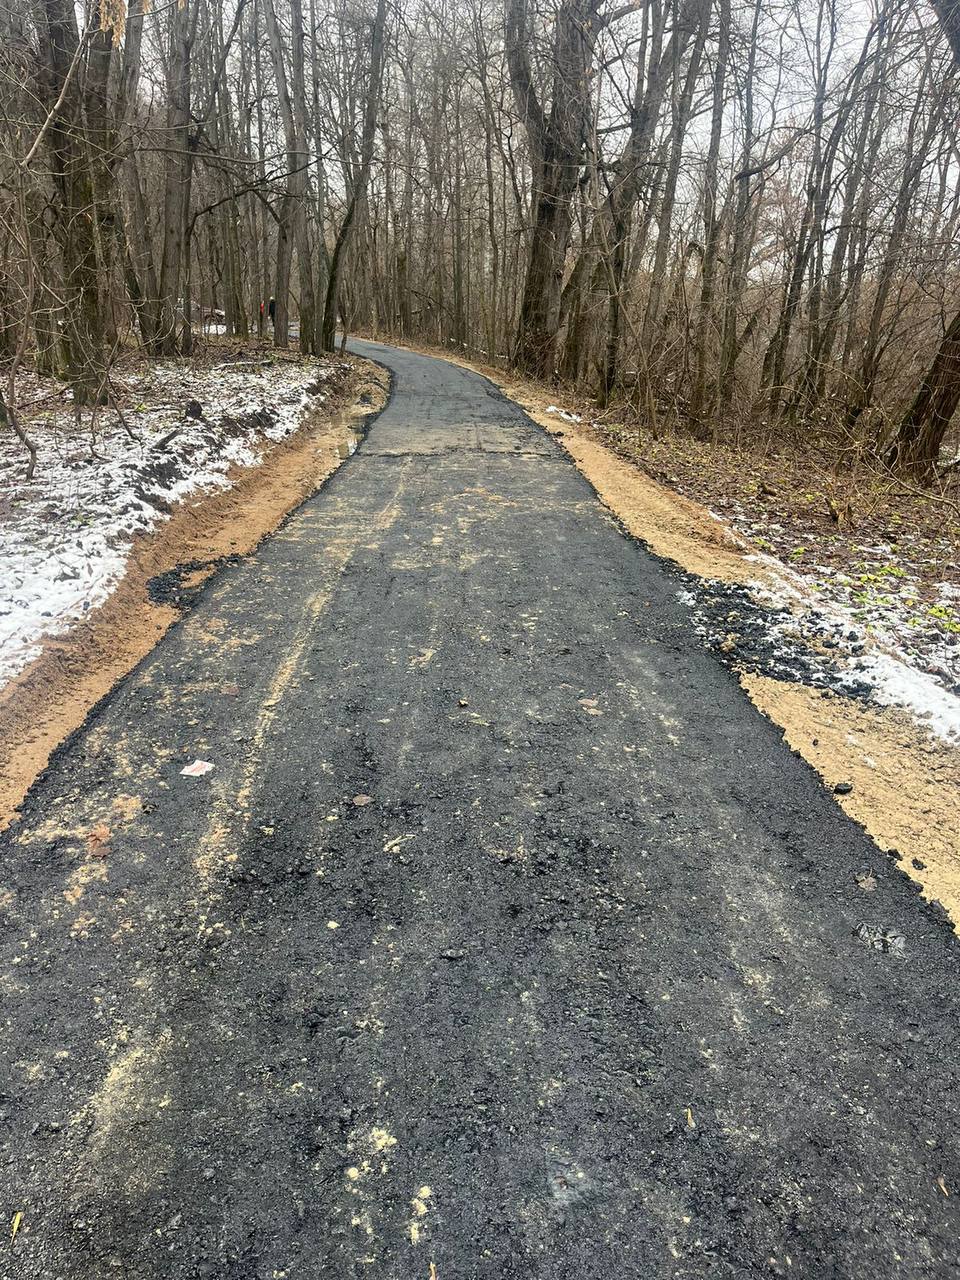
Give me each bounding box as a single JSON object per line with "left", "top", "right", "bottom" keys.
{"left": 0, "top": 343, "right": 387, "bottom": 824}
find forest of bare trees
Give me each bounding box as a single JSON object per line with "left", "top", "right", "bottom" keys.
{"left": 3, "top": 0, "right": 960, "bottom": 480}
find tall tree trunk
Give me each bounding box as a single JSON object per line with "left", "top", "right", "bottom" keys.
{"left": 717, "top": 0, "right": 761, "bottom": 406}
{"left": 888, "top": 307, "right": 960, "bottom": 479}
{"left": 793, "top": 16, "right": 889, "bottom": 411}
{"left": 561, "top": 0, "right": 705, "bottom": 390}
{"left": 689, "top": 0, "right": 730, "bottom": 428}
{"left": 154, "top": 0, "right": 196, "bottom": 355}
{"left": 506, "top": 0, "right": 605, "bottom": 378}
{"left": 321, "top": 0, "right": 388, "bottom": 351}
{"left": 884, "top": 0, "right": 960, "bottom": 477}
{"left": 642, "top": 23, "right": 705, "bottom": 355}
{"left": 847, "top": 90, "right": 941, "bottom": 423}
{"left": 36, "top": 0, "right": 107, "bottom": 403}
{"left": 265, "top": 0, "right": 317, "bottom": 351}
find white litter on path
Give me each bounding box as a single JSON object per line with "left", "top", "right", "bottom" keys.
{"left": 180, "top": 759, "right": 215, "bottom": 777}
{"left": 545, "top": 405, "right": 583, "bottom": 424}
{"left": 0, "top": 357, "right": 335, "bottom": 691}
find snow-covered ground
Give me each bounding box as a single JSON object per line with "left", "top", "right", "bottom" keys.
{"left": 731, "top": 499, "right": 960, "bottom": 739}
{"left": 731, "top": 503, "right": 960, "bottom": 691}
{"left": 678, "top": 525, "right": 960, "bottom": 743}
{"left": 0, "top": 356, "right": 335, "bottom": 689}
{"left": 564, "top": 405, "right": 960, "bottom": 743}
{"left": 752, "top": 566, "right": 960, "bottom": 741}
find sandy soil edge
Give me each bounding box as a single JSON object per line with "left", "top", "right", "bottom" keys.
{"left": 0, "top": 359, "right": 388, "bottom": 830}
{"left": 398, "top": 338, "right": 960, "bottom": 927}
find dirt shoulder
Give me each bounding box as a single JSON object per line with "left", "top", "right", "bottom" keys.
{"left": 0, "top": 357, "right": 387, "bottom": 828}
{"left": 398, "top": 338, "right": 960, "bottom": 928}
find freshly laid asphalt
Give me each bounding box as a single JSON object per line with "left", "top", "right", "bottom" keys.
{"left": 2, "top": 339, "right": 959, "bottom": 1279}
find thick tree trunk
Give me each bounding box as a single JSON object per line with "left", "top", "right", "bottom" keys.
{"left": 36, "top": 0, "right": 107, "bottom": 403}
{"left": 515, "top": 190, "right": 578, "bottom": 376}
{"left": 931, "top": 0, "right": 960, "bottom": 61}
{"left": 506, "top": 0, "right": 604, "bottom": 379}
{"left": 887, "top": 306, "right": 960, "bottom": 480}
{"left": 886, "top": 0, "right": 960, "bottom": 476}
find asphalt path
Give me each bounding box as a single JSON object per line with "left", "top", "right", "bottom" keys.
{"left": 2, "top": 339, "right": 959, "bottom": 1279}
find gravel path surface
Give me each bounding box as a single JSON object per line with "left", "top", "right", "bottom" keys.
{"left": 2, "top": 340, "right": 958, "bottom": 1278}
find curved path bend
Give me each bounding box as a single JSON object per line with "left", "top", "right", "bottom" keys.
{"left": 2, "top": 340, "right": 959, "bottom": 1278}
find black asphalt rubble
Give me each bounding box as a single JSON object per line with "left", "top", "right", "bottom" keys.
{"left": 1, "top": 340, "right": 959, "bottom": 1279}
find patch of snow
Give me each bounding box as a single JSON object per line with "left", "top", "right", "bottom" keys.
{"left": 859, "top": 652, "right": 960, "bottom": 740}
{"left": 679, "top": 519, "right": 960, "bottom": 742}
{"left": 0, "top": 357, "right": 335, "bottom": 689}
{"left": 701, "top": 491, "right": 960, "bottom": 740}
{"left": 750, "top": 559, "right": 960, "bottom": 741}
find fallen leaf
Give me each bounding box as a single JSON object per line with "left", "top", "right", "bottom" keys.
{"left": 86, "top": 824, "right": 111, "bottom": 856}
{"left": 352, "top": 794, "right": 373, "bottom": 807}
{"left": 327, "top": 920, "right": 340, "bottom": 930}
{"left": 10, "top": 1212, "right": 22, "bottom": 1242}
{"left": 938, "top": 1174, "right": 949, "bottom": 1196}
{"left": 685, "top": 1107, "right": 695, "bottom": 1129}
{"left": 855, "top": 871, "right": 877, "bottom": 892}
{"left": 458, "top": 698, "right": 469, "bottom": 707}
{"left": 180, "top": 760, "right": 214, "bottom": 778}
{"left": 429, "top": 1265, "right": 438, "bottom": 1280}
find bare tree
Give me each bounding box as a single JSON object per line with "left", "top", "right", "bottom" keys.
{"left": 3, "top": 0, "right": 960, "bottom": 482}
{"left": 320, "top": 0, "right": 389, "bottom": 351}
